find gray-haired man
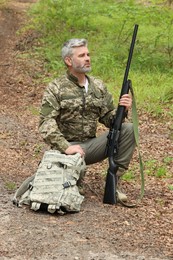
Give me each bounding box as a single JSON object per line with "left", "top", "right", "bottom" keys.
{"left": 39, "top": 39, "right": 136, "bottom": 201}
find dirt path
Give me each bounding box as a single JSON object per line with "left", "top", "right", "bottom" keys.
{"left": 0, "top": 1, "right": 173, "bottom": 259}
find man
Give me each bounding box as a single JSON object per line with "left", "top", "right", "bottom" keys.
{"left": 39, "top": 38, "right": 136, "bottom": 201}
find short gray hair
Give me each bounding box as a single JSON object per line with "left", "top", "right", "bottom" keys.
{"left": 61, "top": 38, "right": 88, "bottom": 61}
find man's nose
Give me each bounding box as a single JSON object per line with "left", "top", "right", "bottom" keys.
{"left": 85, "top": 55, "right": 90, "bottom": 61}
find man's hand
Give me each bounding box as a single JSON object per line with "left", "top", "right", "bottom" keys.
{"left": 65, "top": 145, "right": 85, "bottom": 157}
{"left": 119, "top": 94, "right": 132, "bottom": 110}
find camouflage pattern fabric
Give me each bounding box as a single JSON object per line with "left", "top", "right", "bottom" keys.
{"left": 39, "top": 73, "right": 115, "bottom": 152}
{"left": 13, "top": 150, "right": 86, "bottom": 214}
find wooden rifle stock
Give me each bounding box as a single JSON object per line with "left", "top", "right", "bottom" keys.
{"left": 103, "top": 24, "right": 138, "bottom": 204}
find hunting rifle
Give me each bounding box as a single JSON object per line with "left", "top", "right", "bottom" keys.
{"left": 103, "top": 24, "right": 139, "bottom": 205}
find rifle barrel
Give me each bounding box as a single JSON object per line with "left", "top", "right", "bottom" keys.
{"left": 121, "top": 24, "right": 138, "bottom": 96}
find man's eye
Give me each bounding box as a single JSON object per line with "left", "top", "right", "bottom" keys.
{"left": 79, "top": 54, "right": 85, "bottom": 57}
{"left": 78, "top": 53, "right": 90, "bottom": 58}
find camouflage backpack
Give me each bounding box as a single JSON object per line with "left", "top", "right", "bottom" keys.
{"left": 13, "top": 150, "right": 86, "bottom": 214}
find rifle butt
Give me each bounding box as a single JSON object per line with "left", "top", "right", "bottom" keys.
{"left": 103, "top": 169, "right": 117, "bottom": 204}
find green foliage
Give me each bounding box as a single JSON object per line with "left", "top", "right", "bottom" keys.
{"left": 33, "top": 143, "right": 43, "bottom": 156}
{"left": 0, "top": 0, "right": 7, "bottom": 5}
{"left": 28, "top": 105, "right": 39, "bottom": 116}
{"left": 163, "top": 156, "right": 173, "bottom": 164}
{"left": 26, "top": 0, "right": 173, "bottom": 117}
{"left": 168, "top": 185, "right": 173, "bottom": 191}
{"left": 122, "top": 170, "right": 135, "bottom": 181}
{"left": 155, "top": 166, "right": 167, "bottom": 178}
{"left": 145, "top": 156, "right": 172, "bottom": 178}
{"left": 5, "top": 181, "right": 16, "bottom": 191}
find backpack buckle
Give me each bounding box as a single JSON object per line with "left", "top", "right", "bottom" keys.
{"left": 63, "top": 181, "right": 71, "bottom": 188}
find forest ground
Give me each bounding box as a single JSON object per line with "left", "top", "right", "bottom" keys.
{"left": 0, "top": 0, "right": 173, "bottom": 259}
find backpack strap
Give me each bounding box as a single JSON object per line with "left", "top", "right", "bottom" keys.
{"left": 12, "top": 175, "right": 35, "bottom": 206}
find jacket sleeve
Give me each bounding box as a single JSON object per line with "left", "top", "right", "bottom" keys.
{"left": 97, "top": 82, "right": 116, "bottom": 128}
{"left": 39, "top": 82, "right": 70, "bottom": 152}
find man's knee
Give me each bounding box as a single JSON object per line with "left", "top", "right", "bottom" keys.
{"left": 122, "top": 122, "right": 134, "bottom": 137}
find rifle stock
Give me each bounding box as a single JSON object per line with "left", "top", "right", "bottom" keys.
{"left": 103, "top": 158, "right": 118, "bottom": 204}
{"left": 103, "top": 24, "right": 138, "bottom": 205}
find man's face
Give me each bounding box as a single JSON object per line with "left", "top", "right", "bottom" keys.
{"left": 70, "top": 46, "right": 91, "bottom": 74}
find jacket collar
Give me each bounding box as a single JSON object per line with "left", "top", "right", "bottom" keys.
{"left": 67, "top": 71, "right": 90, "bottom": 87}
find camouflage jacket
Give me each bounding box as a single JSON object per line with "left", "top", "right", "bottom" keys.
{"left": 39, "top": 73, "right": 115, "bottom": 152}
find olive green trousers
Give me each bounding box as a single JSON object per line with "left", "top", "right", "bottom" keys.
{"left": 70, "top": 122, "right": 136, "bottom": 170}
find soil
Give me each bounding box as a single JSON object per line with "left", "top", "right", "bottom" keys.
{"left": 0, "top": 1, "right": 173, "bottom": 259}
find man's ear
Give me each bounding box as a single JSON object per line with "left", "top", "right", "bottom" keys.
{"left": 64, "top": 56, "right": 72, "bottom": 67}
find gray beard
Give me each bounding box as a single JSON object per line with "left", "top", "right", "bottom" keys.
{"left": 77, "top": 67, "right": 91, "bottom": 73}
{"left": 72, "top": 63, "right": 91, "bottom": 74}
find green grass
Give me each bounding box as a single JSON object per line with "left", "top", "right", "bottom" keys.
{"left": 22, "top": 0, "right": 173, "bottom": 117}
{"left": 28, "top": 105, "right": 39, "bottom": 116}
{"left": 122, "top": 155, "right": 172, "bottom": 184}
{"left": 5, "top": 181, "right": 16, "bottom": 191}
{"left": 168, "top": 185, "right": 173, "bottom": 191}
{"left": 144, "top": 156, "right": 173, "bottom": 178}
{"left": 122, "top": 170, "right": 136, "bottom": 181}
{"left": 33, "top": 143, "right": 43, "bottom": 156}
{"left": 0, "top": 0, "right": 7, "bottom": 5}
